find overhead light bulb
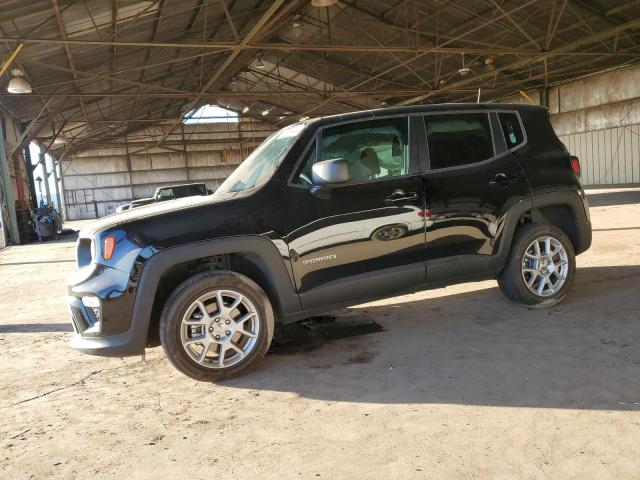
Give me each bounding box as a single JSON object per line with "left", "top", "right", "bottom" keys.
{"left": 255, "top": 54, "right": 265, "bottom": 69}
{"left": 242, "top": 105, "right": 250, "bottom": 113}
{"left": 299, "top": 116, "right": 309, "bottom": 122}
{"left": 484, "top": 57, "right": 496, "bottom": 72}
{"left": 311, "top": 0, "right": 338, "bottom": 6}
{"left": 261, "top": 109, "right": 270, "bottom": 116}
{"left": 7, "top": 68, "right": 32, "bottom": 94}
{"left": 53, "top": 135, "right": 65, "bottom": 144}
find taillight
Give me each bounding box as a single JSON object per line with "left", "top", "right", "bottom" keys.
{"left": 103, "top": 236, "right": 116, "bottom": 260}
{"left": 418, "top": 209, "right": 432, "bottom": 220}
{"left": 570, "top": 156, "right": 581, "bottom": 176}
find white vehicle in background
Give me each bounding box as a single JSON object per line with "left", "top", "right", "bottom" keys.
{"left": 115, "top": 183, "right": 211, "bottom": 213}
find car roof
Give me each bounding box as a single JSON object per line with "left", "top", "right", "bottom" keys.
{"left": 305, "top": 103, "right": 546, "bottom": 128}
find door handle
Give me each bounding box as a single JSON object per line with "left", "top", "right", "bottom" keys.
{"left": 489, "top": 173, "right": 519, "bottom": 187}
{"left": 385, "top": 189, "right": 418, "bottom": 203}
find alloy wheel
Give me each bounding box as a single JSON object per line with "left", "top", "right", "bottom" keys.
{"left": 521, "top": 235, "right": 570, "bottom": 297}
{"left": 180, "top": 289, "right": 260, "bottom": 368}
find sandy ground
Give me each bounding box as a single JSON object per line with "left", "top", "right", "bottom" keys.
{"left": 1, "top": 188, "right": 639, "bottom": 479}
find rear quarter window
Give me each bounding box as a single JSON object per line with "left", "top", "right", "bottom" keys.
{"left": 424, "top": 113, "right": 494, "bottom": 170}
{"left": 498, "top": 112, "right": 525, "bottom": 149}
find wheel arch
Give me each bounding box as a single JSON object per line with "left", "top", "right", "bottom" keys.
{"left": 496, "top": 190, "right": 592, "bottom": 273}
{"left": 129, "top": 236, "right": 301, "bottom": 351}
{"left": 528, "top": 191, "right": 592, "bottom": 255}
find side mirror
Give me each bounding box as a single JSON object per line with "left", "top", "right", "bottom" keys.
{"left": 310, "top": 158, "right": 349, "bottom": 199}
{"left": 311, "top": 158, "right": 349, "bottom": 185}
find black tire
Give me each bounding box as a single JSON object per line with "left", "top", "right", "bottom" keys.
{"left": 498, "top": 223, "right": 576, "bottom": 308}
{"left": 371, "top": 224, "right": 408, "bottom": 241}
{"left": 159, "top": 271, "right": 274, "bottom": 382}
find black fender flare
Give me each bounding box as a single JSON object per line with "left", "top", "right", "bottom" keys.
{"left": 497, "top": 190, "right": 592, "bottom": 265}
{"left": 126, "top": 235, "right": 302, "bottom": 354}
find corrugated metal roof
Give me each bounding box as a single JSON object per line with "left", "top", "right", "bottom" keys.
{"left": 0, "top": 0, "right": 639, "bottom": 154}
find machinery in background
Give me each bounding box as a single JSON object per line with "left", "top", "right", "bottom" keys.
{"left": 33, "top": 204, "right": 62, "bottom": 241}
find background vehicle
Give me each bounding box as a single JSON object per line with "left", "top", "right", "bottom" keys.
{"left": 67, "top": 104, "right": 591, "bottom": 382}
{"left": 115, "top": 183, "right": 211, "bottom": 212}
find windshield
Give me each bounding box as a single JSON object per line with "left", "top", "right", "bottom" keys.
{"left": 215, "top": 123, "right": 305, "bottom": 195}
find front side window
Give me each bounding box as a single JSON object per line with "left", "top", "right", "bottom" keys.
{"left": 216, "top": 123, "right": 305, "bottom": 194}
{"left": 498, "top": 112, "right": 525, "bottom": 149}
{"left": 424, "top": 113, "right": 494, "bottom": 170}
{"left": 295, "top": 117, "right": 409, "bottom": 185}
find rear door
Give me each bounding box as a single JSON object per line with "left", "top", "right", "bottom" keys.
{"left": 284, "top": 116, "right": 427, "bottom": 309}
{"left": 419, "top": 110, "right": 531, "bottom": 282}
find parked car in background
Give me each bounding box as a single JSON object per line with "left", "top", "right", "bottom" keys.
{"left": 67, "top": 104, "right": 591, "bottom": 382}
{"left": 115, "top": 183, "right": 211, "bottom": 212}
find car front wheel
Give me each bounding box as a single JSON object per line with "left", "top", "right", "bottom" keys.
{"left": 159, "top": 271, "right": 274, "bottom": 381}
{"left": 498, "top": 224, "right": 576, "bottom": 307}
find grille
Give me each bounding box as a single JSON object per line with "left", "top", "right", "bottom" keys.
{"left": 76, "top": 238, "right": 93, "bottom": 267}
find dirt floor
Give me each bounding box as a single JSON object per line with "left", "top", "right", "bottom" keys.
{"left": 1, "top": 188, "right": 639, "bottom": 479}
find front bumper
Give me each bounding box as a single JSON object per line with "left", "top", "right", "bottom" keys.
{"left": 68, "top": 324, "right": 142, "bottom": 357}
{"left": 67, "top": 263, "right": 144, "bottom": 357}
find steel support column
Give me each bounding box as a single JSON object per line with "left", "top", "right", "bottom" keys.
{"left": 0, "top": 120, "right": 20, "bottom": 244}
{"left": 41, "top": 153, "right": 51, "bottom": 205}
{"left": 22, "top": 141, "right": 38, "bottom": 208}
{"left": 50, "top": 154, "right": 62, "bottom": 213}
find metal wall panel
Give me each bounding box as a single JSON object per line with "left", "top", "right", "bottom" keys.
{"left": 60, "top": 119, "right": 274, "bottom": 220}
{"left": 558, "top": 123, "right": 640, "bottom": 186}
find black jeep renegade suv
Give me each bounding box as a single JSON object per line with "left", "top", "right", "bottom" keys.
{"left": 67, "top": 104, "right": 592, "bottom": 381}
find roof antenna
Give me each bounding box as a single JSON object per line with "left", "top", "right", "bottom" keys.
{"left": 476, "top": 88, "right": 481, "bottom": 103}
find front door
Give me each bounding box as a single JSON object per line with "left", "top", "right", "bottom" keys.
{"left": 419, "top": 111, "right": 531, "bottom": 282}
{"left": 284, "top": 116, "right": 426, "bottom": 309}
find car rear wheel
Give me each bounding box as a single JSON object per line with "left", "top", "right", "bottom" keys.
{"left": 498, "top": 224, "right": 576, "bottom": 307}
{"left": 160, "top": 271, "right": 274, "bottom": 382}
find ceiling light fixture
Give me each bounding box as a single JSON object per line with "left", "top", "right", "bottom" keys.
{"left": 299, "top": 116, "right": 310, "bottom": 122}
{"left": 484, "top": 57, "right": 496, "bottom": 72}
{"left": 242, "top": 105, "right": 250, "bottom": 113}
{"left": 261, "top": 109, "right": 270, "bottom": 116}
{"left": 255, "top": 54, "right": 265, "bottom": 69}
{"left": 458, "top": 53, "right": 472, "bottom": 77}
{"left": 7, "top": 68, "right": 32, "bottom": 94}
{"left": 311, "top": 0, "right": 338, "bottom": 7}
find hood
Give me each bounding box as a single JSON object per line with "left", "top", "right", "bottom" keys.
{"left": 80, "top": 192, "right": 237, "bottom": 237}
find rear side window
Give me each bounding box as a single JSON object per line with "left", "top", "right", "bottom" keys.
{"left": 424, "top": 113, "right": 494, "bottom": 170}
{"left": 498, "top": 112, "right": 524, "bottom": 149}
